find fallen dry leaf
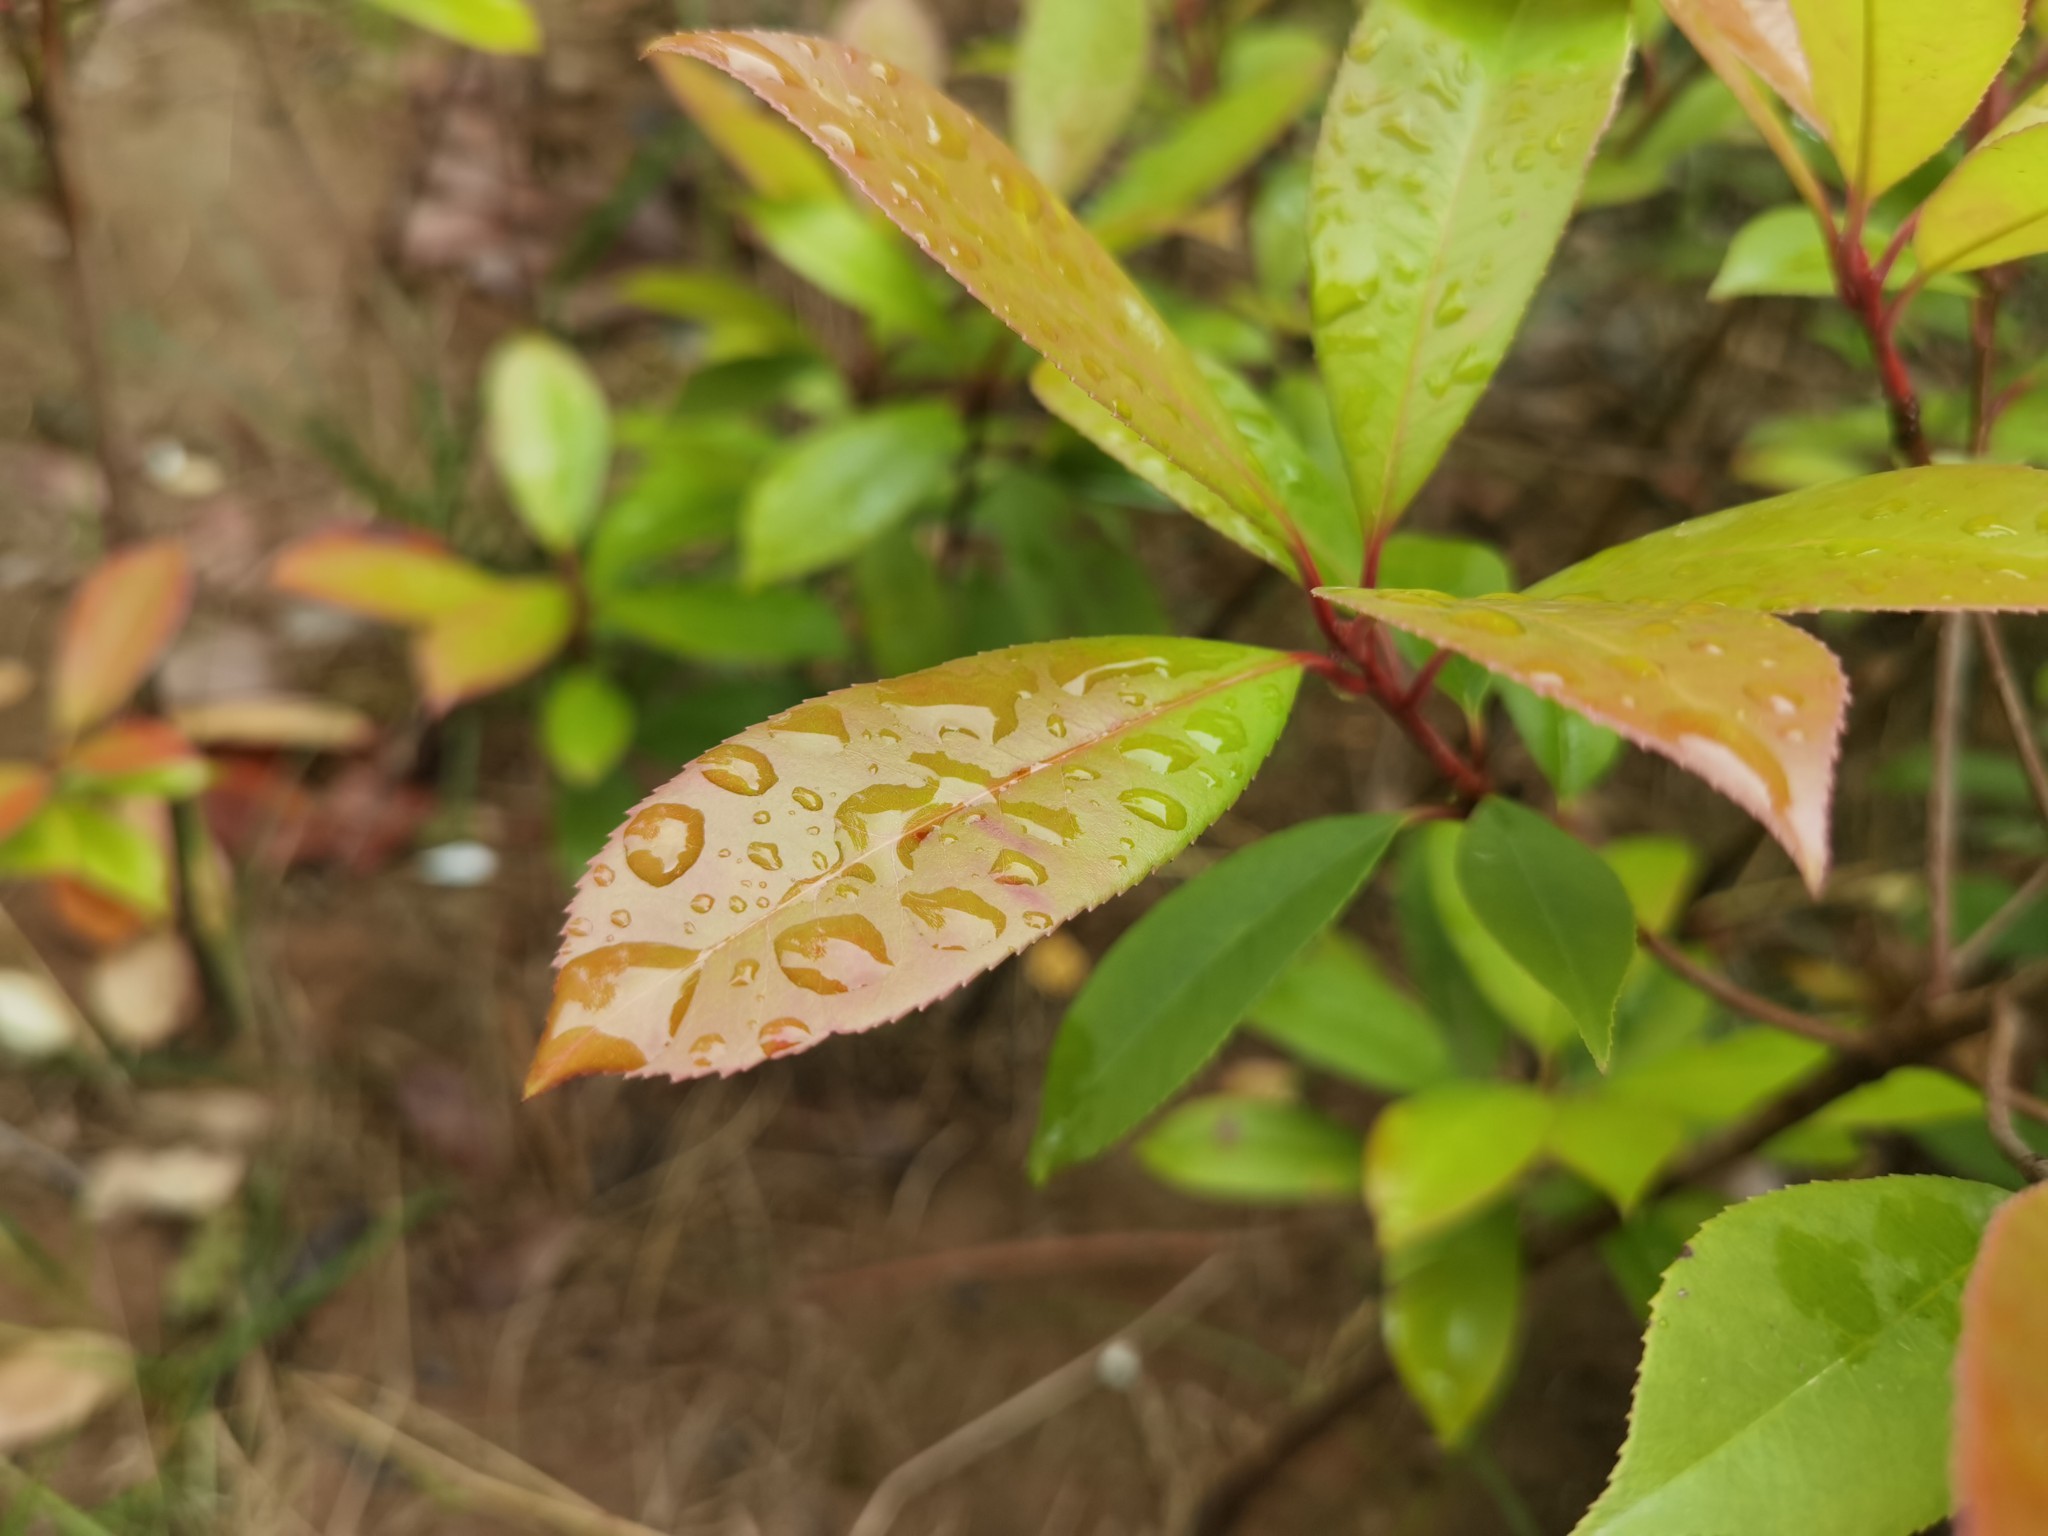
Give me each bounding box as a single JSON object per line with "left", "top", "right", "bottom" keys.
{"left": 82, "top": 1145, "right": 246, "bottom": 1222}
{"left": 0, "top": 1330, "right": 131, "bottom": 1454}
{"left": 0, "top": 969, "right": 84, "bottom": 1060}
{"left": 87, "top": 932, "right": 201, "bottom": 1050}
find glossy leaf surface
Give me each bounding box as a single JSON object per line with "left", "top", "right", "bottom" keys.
{"left": 835, "top": 0, "right": 948, "bottom": 82}
{"left": 532, "top": 639, "right": 1301, "bottom": 1096}
{"left": 485, "top": 334, "right": 612, "bottom": 554}
{"left": 1608, "top": 1026, "right": 1828, "bottom": 1126}
{"left": 1319, "top": 587, "right": 1847, "bottom": 890}
{"left": 415, "top": 578, "right": 574, "bottom": 713}
{"left": 1010, "top": 0, "right": 1149, "bottom": 196}
{"left": 1575, "top": 1176, "right": 2004, "bottom": 1536}
{"left": 1365, "top": 1081, "right": 1553, "bottom": 1251}
{"left": 594, "top": 581, "right": 848, "bottom": 666}
{"left": 1377, "top": 532, "right": 1513, "bottom": 716}
{"left": 363, "top": 0, "right": 539, "bottom": 53}
{"left": 1137, "top": 1096, "right": 1364, "bottom": 1203}
{"left": 653, "top": 55, "right": 843, "bottom": 204}
{"left": 1310, "top": 0, "right": 1630, "bottom": 532}
{"left": 1786, "top": 0, "right": 2021, "bottom": 196}
{"left": 542, "top": 669, "right": 636, "bottom": 788}
{"left": 650, "top": 32, "right": 1307, "bottom": 576}
{"left": 1248, "top": 930, "right": 1455, "bottom": 1093}
{"left": 52, "top": 540, "right": 192, "bottom": 741}
{"left": 1421, "top": 818, "right": 1570, "bottom": 1052}
{"left": 1456, "top": 798, "right": 1637, "bottom": 1066}
{"left": 1917, "top": 99, "right": 2048, "bottom": 273}
{"left": 1385, "top": 1207, "right": 1521, "bottom": 1446}
{"left": 0, "top": 765, "right": 49, "bottom": 843}
{"left": 1033, "top": 813, "right": 1401, "bottom": 1177}
{"left": 1955, "top": 1180, "right": 2048, "bottom": 1535}
{"left": 271, "top": 528, "right": 498, "bottom": 624}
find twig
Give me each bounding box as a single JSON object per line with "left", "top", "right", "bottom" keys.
{"left": 1985, "top": 991, "right": 2048, "bottom": 1183}
{"left": 1638, "top": 928, "right": 1867, "bottom": 1052}
{"left": 1953, "top": 857, "right": 2048, "bottom": 979}
{"left": 795, "top": 1229, "right": 1236, "bottom": 1304}
{"left": 1974, "top": 613, "right": 2048, "bottom": 826}
{"left": 1929, "top": 616, "right": 1973, "bottom": 994}
{"left": 850, "top": 1254, "right": 1234, "bottom": 1536}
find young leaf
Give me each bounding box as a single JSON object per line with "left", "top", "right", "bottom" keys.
{"left": 1032, "top": 813, "right": 1402, "bottom": 1178}
{"left": 1319, "top": 588, "right": 1848, "bottom": 890}
{"left": 530, "top": 639, "right": 1302, "bottom": 1095}
{"left": 66, "top": 719, "right": 210, "bottom": 800}
{"left": 1194, "top": 358, "right": 1362, "bottom": 584}
{"left": 1500, "top": 682, "right": 1623, "bottom": 802}
{"left": 1365, "top": 1081, "right": 1553, "bottom": 1251}
{"left": 1011, "top": 0, "right": 1150, "bottom": 196}
{"left": 541, "top": 669, "right": 636, "bottom": 788}
{"left": 593, "top": 581, "right": 849, "bottom": 666}
{"left": 652, "top": 54, "right": 844, "bottom": 204}
{"left": 740, "top": 402, "right": 964, "bottom": 585}
{"left": 1917, "top": 96, "right": 2048, "bottom": 273}
{"left": 1310, "top": 0, "right": 1631, "bottom": 533}
{"left": 361, "top": 0, "right": 540, "bottom": 54}
{"left": 1384, "top": 1207, "right": 1522, "bottom": 1447}
{"left": 271, "top": 528, "right": 499, "bottom": 624}
{"left": 1137, "top": 1096, "right": 1365, "bottom": 1203}
{"left": 745, "top": 198, "right": 948, "bottom": 339}
{"left": 1607, "top": 1026, "right": 1829, "bottom": 1126}
{"left": 51, "top": 540, "right": 192, "bottom": 742}
{"left": 650, "top": 32, "right": 1311, "bottom": 578}
{"left": 415, "top": 578, "right": 574, "bottom": 713}
{"left": 1248, "top": 930, "right": 1456, "bottom": 1093}
{"left": 1456, "top": 798, "right": 1637, "bottom": 1067}
{"left": 1377, "top": 532, "right": 1513, "bottom": 716}
{"left": 1536, "top": 465, "right": 2048, "bottom": 615}
{"left": 0, "top": 801, "right": 169, "bottom": 917}
{"left": 1954, "top": 1181, "right": 2048, "bottom": 1534}
{"left": 1548, "top": 1093, "right": 1688, "bottom": 1212}
{"left": 1575, "top": 1176, "right": 2006, "bottom": 1536}
{"left": 1422, "top": 818, "right": 1572, "bottom": 1053}
{"left": 484, "top": 334, "right": 612, "bottom": 554}
{"left": 1710, "top": 205, "right": 1945, "bottom": 299}
{"left": 0, "top": 765, "right": 50, "bottom": 843}
{"left": 1785, "top": 0, "right": 2021, "bottom": 197}
{"left": 1663, "top": 0, "right": 1816, "bottom": 126}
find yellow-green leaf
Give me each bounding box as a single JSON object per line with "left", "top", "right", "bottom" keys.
{"left": 1664, "top": 0, "right": 1817, "bottom": 126}
{"left": 1138, "top": 1095, "right": 1365, "bottom": 1203}
{"left": 1549, "top": 1093, "right": 1688, "bottom": 1212}
{"left": 271, "top": 528, "right": 500, "bottom": 625}
{"left": 485, "top": 333, "right": 612, "bottom": 554}
{"left": 415, "top": 578, "right": 574, "bottom": 713}
{"left": 1917, "top": 93, "right": 2048, "bottom": 273}
{"left": 51, "top": 540, "right": 192, "bottom": 742}
{"left": 653, "top": 54, "right": 844, "bottom": 204}
{"left": 1365, "top": 1080, "right": 1553, "bottom": 1251}
{"left": 361, "top": 0, "right": 539, "bottom": 54}
{"left": 1384, "top": 1207, "right": 1522, "bottom": 1446}
{"left": 1011, "top": 0, "right": 1150, "bottom": 196}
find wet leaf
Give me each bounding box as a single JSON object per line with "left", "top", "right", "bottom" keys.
{"left": 362, "top": 0, "right": 539, "bottom": 54}
{"left": 650, "top": 32, "right": 1311, "bottom": 577}
{"left": 1377, "top": 532, "right": 1513, "bottom": 715}
{"left": 746, "top": 197, "right": 948, "bottom": 338}
{"left": 52, "top": 539, "right": 193, "bottom": 741}
{"left": 415, "top": 578, "right": 574, "bottom": 712}
{"left": 1137, "top": 1095, "right": 1364, "bottom": 1203}
{"left": 742, "top": 401, "right": 964, "bottom": 584}
{"left": 1032, "top": 813, "right": 1402, "bottom": 1177}
{"left": 1574, "top": 1176, "right": 2005, "bottom": 1536}
{"left": 594, "top": 580, "right": 848, "bottom": 666}
{"left": 1456, "top": 798, "right": 1637, "bottom": 1067}
{"left": 272, "top": 527, "right": 500, "bottom": 624}
{"left": 1011, "top": 0, "right": 1149, "bottom": 196}
{"left": 66, "top": 718, "right": 209, "bottom": 800}
{"left": 1319, "top": 587, "right": 1848, "bottom": 890}
{"left": 1537, "top": 465, "right": 2048, "bottom": 616}
{"left": 170, "top": 695, "right": 376, "bottom": 753}
{"left": 0, "top": 800, "right": 170, "bottom": 916}
{"left": 541, "top": 668, "right": 636, "bottom": 788}
{"left": 835, "top": 0, "right": 948, "bottom": 82}
{"left": 532, "top": 638, "right": 1302, "bottom": 1095}
{"left": 1384, "top": 1207, "right": 1521, "bottom": 1446}
{"left": 1664, "top": 0, "right": 1816, "bottom": 125}
{"left": 1786, "top": 0, "right": 2021, "bottom": 196}
{"left": 1248, "top": 930, "right": 1456, "bottom": 1093}
{"left": 1365, "top": 1080, "right": 1553, "bottom": 1251}
{"left": 0, "top": 1331, "right": 131, "bottom": 1454}
{"left": 1310, "top": 0, "right": 1630, "bottom": 533}
{"left": 653, "top": 54, "right": 843, "bottom": 204}
{"left": 0, "top": 764, "right": 49, "bottom": 843}
{"left": 485, "top": 333, "right": 612, "bottom": 554}
{"left": 1548, "top": 1092, "right": 1688, "bottom": 1212}
{"left": 1917, "top": 95, "right": 2048, "bottom": 273}
{"left": 1955, "top": 1180, "right": 2048, "bottom": 1535}
{"left": 1194, "top": 357, "right": 1362, "bottom": 584}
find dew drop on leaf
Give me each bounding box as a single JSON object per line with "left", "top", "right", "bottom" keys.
{"left": 748, "top": 842, "right": 783, "bottom": 871}
{"left": 623, "top": 804, "right": 706, "bottom": 887}
{"left": 1118, "top": 787, "right": 1188, "bottom": 830}
{"left": 1120, "top": 734, "right": 1199, "bottom": 773}
{"left": 701, "top": 744, "right": 778, "bottom": 795}
{"left": 990, "top": 849, "right": 1049, "bottom": 887}
{"left": 1183, "top": 709, "right": 1247, "bottom": 754}
{"left": 794, "top": 786, "right": 824, "bottom": 810}
{"left": 610, "top": 910, "right": 631, "bottom": 929}
{"left": 758, "top": 1017, "right": 813, "bottom": 1057}
{"left": 691, "top": 893, "right": 715, "bottom": 914}
{"left": 720, "top": 34, "right": 801, "bottom": 86}
{"left": 902, "top": 887, "right": 1008, "bottom": 948}
{"left": 566, "top": 917, "right": 592, "bottom": 938}
{"left": 774, "top": 915, "right": 895, "bottom": 994}
{"left": 591, "top": 864, "right": 616, "bottom": 887}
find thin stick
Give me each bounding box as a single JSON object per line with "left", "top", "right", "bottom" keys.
{"left": 1974, "top": 613, "right": 2048, "bottom": 826}
{"left": 1929, "top": 616, "right": 1973, "bottom": 994}
{"left": 1986, "top": 991, "right": 2048, "bottom": 1182}
{"left": 1638, "top": 928, "right": 1866, "bottom": 1052}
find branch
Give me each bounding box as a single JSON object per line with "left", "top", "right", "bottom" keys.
{"left": 1638, "top": 928, "right": 1867, "bottom": 1053}
{"left": 1985, "top": 990, "right": 2048, "bottom": 1183}
{"left": 1974, "top": 613, "right": 2048, "bottom": 826}
{"left": 1928, "top": 615, "right": 1973, "bottom": 994}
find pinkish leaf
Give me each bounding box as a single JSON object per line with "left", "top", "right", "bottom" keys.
{"left": 51, "top": 540, "right": 193, "bottom": 740}
{"left": 66, "top": 718, "right": 210, "bottom": 799}
{"left": 652, "top": 55, "right": 847, "bottom": 205}
{"left": 414, "top": 577, "right": 574, "bottom": 714}
{"left": 0, "top": 764, "right": 49, "bottom": 843}
{"left": 1955, "top": 1180, "right": 2048, "bottom": 1535}
{"left": 529, "top": 638, "right": 1303, "bottom": 1095}
{"left": 646, "top": 31, "right": 1313, "bottom": 577}
{"left": 271, "top": 527, "right": 501, "bottom": 626}
{"left": 1665, "top": 0, "right": 1816, "bottom": 126}
{"left": 1317, "top": 588, "right": 1846, "bottom": 888}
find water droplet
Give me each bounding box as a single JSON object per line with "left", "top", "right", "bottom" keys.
{"left": 1965, "top": 515, "right": 2018, "bottom": 538}
{"left": 791, "top": 786, "right": 825, "bottom": 812}
{"left": 1183, "top": 709, "right": 1247, "bottom": 754}
{"left": 923, "top": 108, "right": 968, "bottom": 158}
{"left": 867, "top": 57, "right": 900, "bottom": 83}
{"left": 836, "top": 779, "right": 940, "bottom": 853}
{"left": 1448, "top": 608, "right": 1526, "bottom": 638}
{"left": 1023, "top": 911, "right": 1053, "bottom": 931}
{"left": 688, "top": 1031, "right": 724, "bottom": 1067}
{"left": 909, "top": 750, "right": 997, "bottom": 788}
{"left": 1119, "top": 788, "right": 1187, "bottom": 830}
{"left": 1434, "top": 283, "right": 1469, "bottom": 326}
{"left": 549, "top": 943, "right": 698, "bottom": 1034}
{"left": 902, "top": 888, "right": 1007, "bottom": 949}
{"left": 770, "top": 703, "right": 849, "bottom": 746}
{"left": 758, "top": 1018, "right": 812, "bottom": 1058}
{"left": 748, "top": 842, "right": 783, "bottom": 871}
{"left": 1064, "top": 765, "right": 1100, "bottom": 782}
{"left": 776, "top": 916, "right": 895, "bottom": 994}
{"left": 1120, "top": 734, "right": 1199, "bottom": 773}
{"left": 991, "top": 849, "right": 1049, "bottom": 887}
{"left": 690, "top": 893, "right": 715, "bottom": 914}
{"left": 591, "top": 863, "right": 616, "bottom": 888}
{"left": 701, "top": 743, "right": 778, "bottom": 796}
{"left": 991, "top": 166, "right": 1042, "bottom": 220}
{"left": 1003, "top": 800, "right": 1082, "bottom": 844}
{"left": 610, "top": 909, "right": 632, "bottom": 929}
{"left": 718, "top": 35, "right": 801, "bottom": 87}
{"left": 623, "top": 804, "right": 706, "bottom": 887}
{"left": 753, "top": 810, "right": 772, "bottom": 825}
{"left": 566, "top": 917, "right": 593, "bottom": 939}
{"left": 815, "top": 121, "right": 860, "bottom": 157}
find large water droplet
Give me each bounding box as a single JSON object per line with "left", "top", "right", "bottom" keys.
{"left": 776, "top": 916, "right": 894, "bottom": 994}
{"left": 687, "top": 1030, "right": 724, "bottom": 1068}
{"left": 1119, "top": 788, "right": 1188, "bottom": 830}
{"left": 902, "top": 888, "right": 1007, "bottom": 949}
{"left": 909, "top": 749, "right": 998, "bottom": 788}
{"left": 1448, "top": 608, "right": 1526, "bottom": 638}
{"left": 550, "top": 943, "right": 698, "bottom": 1032}
{"left": 691, "top": 893, "right": 715, "bottom": 914}
{"left": 1002, "top": 800, "right": 1082, "bottom": 845}
{"left": 991, "top": 849, "right": 1049, "bottom": 887}
{"left": 1183, "top": 709, "right": 1247, "bottom": 754}
{"left": 836, "top": 779, "right": 940, "bottom": 853}
{"left": 701, "top": 744, "right": 778, "bottom": 796}
{"left": 770, "top": 703, "right": 849, "bottom": 746}
{"left": 815, "top": 121, "right": 861, "bottom": 157}
{"left": 923, "top": 108, "right": 968, "bottom": 158}
{"left": 1120, "top": 734, "right": 1198, "bottom": 774}
{"left": 623, "top": 804, "right": 705, "bottom": 886}
{"left": 748, "top": 842, "right": 783, "bottom": 871}
{"left": 758, "top": 1018, "right": 813, "bottom": 1058}
{"left": 718, "top": 35, "right": 801, "bottom": 87}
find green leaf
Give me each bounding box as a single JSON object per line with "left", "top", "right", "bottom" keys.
{"left": 1574, "top": 1176, "right": 2007, "bottom": 1536}
{"left": 484, "top": 334, "right": 612, "bottom": 554}
{"left": 970, "top": 473, "right": 1167, "bottom": 642}
{"left": 1456, "top": 798, "right": 1637, "bottom": 1067}
{"left": 1084, "top": 26, "right": 1334, "bottom": 251}
{"left": 541, "top": 669, "right": 636, "bottom": 788}
{"left": 1500, "top": 682, "right": 1623, "bottom": 803}
{"left": 1248, "top": 930, "right": 1456, "bottom": 1093}
{"left": 1606, "top": 835, "right": 1702, "bottom": 936}
{"left": 1421, "top": 819, "right": 1571, "bottom": 1054}
{"left": 1010, "top": 0, "right": 1150, "bottom": 196}
{"left": 615, "top": 267, "right": 809, "bottom": 360}
{"left": 1384, "top": 1207, "right": 1522, "bottom": 1446}
{"left": 855, "top": 524, "right": 958, "bottom": 675}
{"left": 415, "top": 577, "right": 576, "bottom": 713}
{"left": 1607, "top": 1026, "right": 1829, "bottom": 1126}
{"left": 533, "top": 639, "right": 1302, "bottom": 1095}
{"left": 1786, "top": 0, "right": 2021, "bottom": 197}
{"left": 1032, "top": 813, "right": 1402, "bottom": 1178}
{"left": 1137, "top": 1096, "right": 1365, "bottom": 1203}
{"left": 1599, "top": 1188, "right": 1727, "bottom": 1318}
{"left": 1193, "top": 357, "right": 1362, "bottom": 583}
{"left": 1709, "top": 206, "right": 1952, "bottom": 299}
{"left": 593, "top": 581, "right": 849, "bottom": 667}
{"left": 0, "top": 799, "right": 170, "bottom": 917}
{"left": 741, "top": 402, "right": 965, "bottom": 585}
{"left": 360, "top": 0, "right": 539, "bottom": 54}
{"left": 1364, "top": 1081, "right": 1553, "bottom": 1252}
{"left": 746, "top": 197, "right": 949, "bottom": 339}
{"left": 1582, "top": 71, "right": 1750, "bottom": 208}
{"left": 1548, "top": 1093, "right": 1687, "bottom": 1213}
{"left": 1310, "top": 0, "right": 1631, "bottom": 532}
{"left": 271, "top": 528, "right": 500, "bottom": 625}
{"left": 1918, "top": 94, "right": 2048, "bottom": 273}
{"left": 1250, "top": 158, "right": 1313, "bottom": 300}
{"left": 585, "top": 418, "right": 773, "bottom": 591}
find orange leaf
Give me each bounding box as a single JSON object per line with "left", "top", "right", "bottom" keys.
{"left": 66, "top": 718, "right": 210, "bottom": 798}
{"left": 1318, "top": 589, "right": 1846, "bottom": 889}
{"left": 1955, "top": 1181, "right": 2048, "bottom": 1534}
{"left": 0, "top": 763, "right": 49, "bottom": 842}
{"left": 1666, "top": 0, "right": 1816, "bottom": 126}
{"left": 271, "top": 527, "right": 501, "bottom": 626}
{"left": 413, "top": 578, "right": 575, "bottom": 713}
{"left": 51, "top": 540, "right": 192, "bottom": 740}
{"left": 46, "top": 876, "right": 151, "bottom": 951}
{"left": 646, "top": 31, "right": 1310, "bottom": 576}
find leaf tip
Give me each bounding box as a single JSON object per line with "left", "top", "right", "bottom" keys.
{"left": 523, "top": 1025, "right": 649, "bottom": 1099}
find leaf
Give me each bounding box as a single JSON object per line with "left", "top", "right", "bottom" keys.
{"left": 1536, "top": 465, "right": 2048, "bottom": 616}
{"left": 1136, "top": 1095, "right": 1365, "bottom": 1203}
{"left": 484, "top": 333, "right": 612, "bottom": 554}
{"left": 0, "top": 765, "right": 50, "bottom": 843}
{"left": 1955, "top": 1180, "right": 2048, "bottom": 1535}
{"left": 1500, "top": 682, "right": 1623, "bottom": 802}
{"left": 66, "top": 719, "right": 210, "bottom": 800}
{"left": 1583, "top": 70, "right": 1752, "bottom": 208}
{"left": 1384, "top": 1207, "right": 1522, "bottom": 1446}
{"left": 1607, "top": 1026, "right": 1828, "bottom": 1125}
{"left": 530, "top": 639, "right": 1302, "bottom": 1095}
{"left": 1549, "top": 1093, "right": 1688, "bottom": 1212}
{"left": 1574, "top": 1176, "right": 2006, "bottom": 1536}
{"left": 1193, "top": 357, "right": 1362, "bottom": 584}
{"left": 1376, "top": 532, "right": 1513, "bottom": 715}
{"left": 1456, "top": 797, "right": 1637, "bottom": 1066}
{"left": 1364, "top": 1081, "right": 1553, "bottom": 1251}
{"left": 1917, "top": 95, "right": 2048, "bottom": 273}
{"left": 1603, "top": 836, "right": 1700, "bottom": 935}
{"left": 360, "top": 0, "right": 540, "bottom": 54}
{"left": 52, "top": 539, "right": 193, "bottom": 740}
{"left": 1083, "top": 26, "right": 1334, "bottom": 251}
{"left": 0, "top": 800, "right": 170, "bottom": 917}
{"left": 652, "top": 54, "right": 843, "bottom": 203}
{"left": 594, "top": 581, "right": 848, "bottom": 666}
{"left": 0, "top": 1330, "right": 131, "bottom": 1454}
{"left": 1032, "top": 813, "right": 1402, "bottom": 1177}
{"left": 1010, "top": 0, "right": 1149, "bottom": 195}
{"left": 651, "top": 32, "right": 1311, "bottom": 577}
{"left": 586, "top": 417, "right": 775, "bottom": 590}
{"left": 1318, "top": 587, "right": 1848, "bottom": 890}
{"left": 969, "top": 471, "right": 1168, "bottom": 641}
{"left": 1664, "top": 0, "right": 1817, "bottom": 125}
{"left": 1248, "top": 930, "right": 1456, "bottom": 1093}
{"left": 1310, "top": 0, "right": 1631, "bottom": 533}
{"left": 746, "top": 197, "right": 948, "bottom": 338}
{"left": 835, "top": 0, "right": 948, "bottom": 83}
{"left": 741, "top": 402, "right": 964, "bottom": 584}
{"left": 1785, "top": 0, "right": 2021, "bottom": 197}
{"left": 414, "top": 578, "right": 574, "bottom": 712}
{"left": 856, "top": 524, "right": 957, "bottom": 676}
{"left": 1710, "top": 205, "right": 1950, "bottom": 299}
{"left": 170, "top": 696, "right": 375, "bottom": 752}
{"left": 541, "top": 669, "right": 636, "bottom": 788}
{"left": 615, "top": 267, "right": 809, "bottom": 360}
{"left": 1421, "top": 818, "right": 1570, "bottom": 1053}
{"left": 271, "top": 527, "right": 500, "bottom": 624}
{"left": 1600, "top": 1188, "right": 1729, "bottom": 1318}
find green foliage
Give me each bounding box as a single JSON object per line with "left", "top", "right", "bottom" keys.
{"left": 1248, "top": 931, "right": 1455, "bottom": 1093}
{"left": 1137, "top": 1096, "right": 1364, "bottom": 1202}
{"left": 361, "top": 0, "right": 539, "bottom": 53}
{"left": 1384, "top": 1207, "right": 1522, "bottom": 1446}
{"left": 541, "top": 669, "right": 636, "bottom": 788}
{"left": 485, "top": 334, "right": 612, "bottom": 555}
{"left": 1365, "top": 1081, "right": 1552, "bottom": 1251}
{"left": 1010, "top": 0, "right": 1149, "bottom": 196}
